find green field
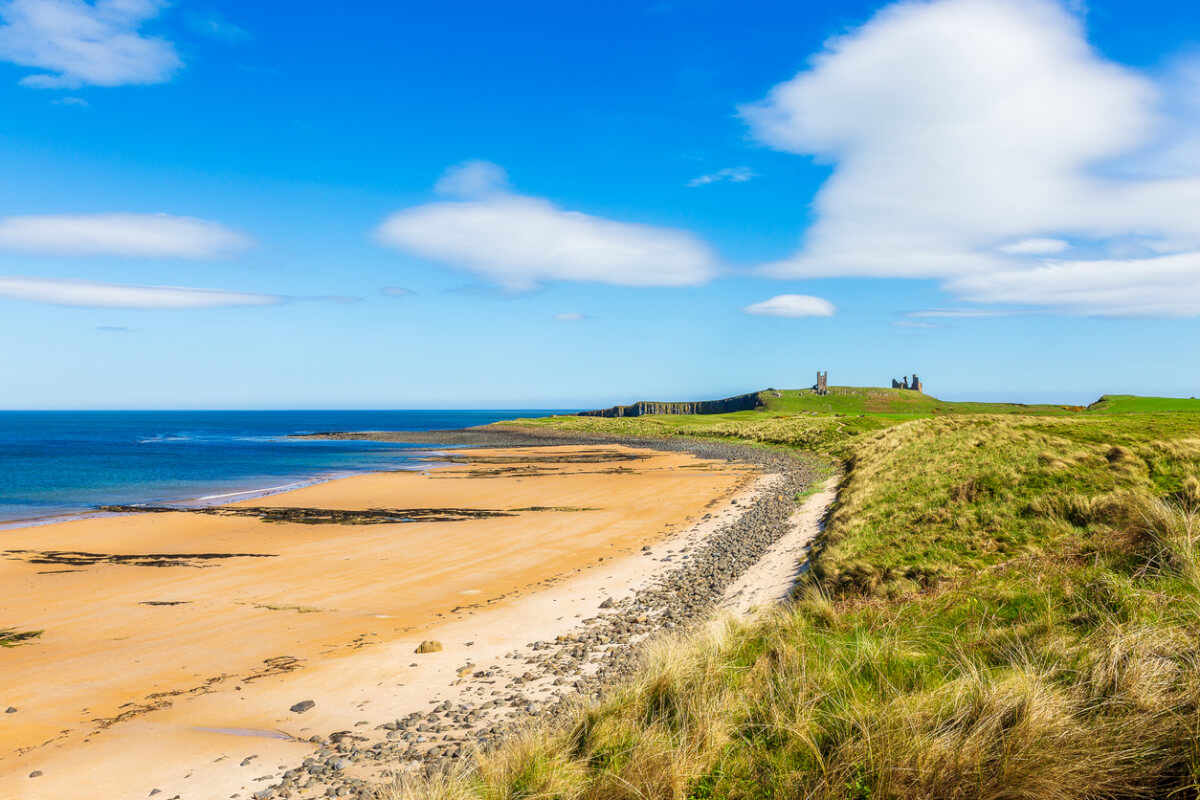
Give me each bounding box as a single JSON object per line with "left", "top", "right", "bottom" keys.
{"left": 1088, "top": 394, "right": 1200, "bottom": 413}
{"left": 398, "top": 390, "right": 1200, "bottom": 800}
{"left": 756, "top": 386, "right": 1084, "bottom": 417}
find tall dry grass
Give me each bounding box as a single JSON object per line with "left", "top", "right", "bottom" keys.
{"left": 380, "top": 413, "right": 1200, "bottom": 800}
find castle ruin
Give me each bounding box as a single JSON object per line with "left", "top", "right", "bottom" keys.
{"left": 813, "top": 371, "right": 829, "bottom": 396}
{"left": 892, "top": 374, "right": 924, "bottom": 392}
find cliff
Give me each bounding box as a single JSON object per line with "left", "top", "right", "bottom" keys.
{"left": 578, "top": 391, "right": 763, "bottom": 418}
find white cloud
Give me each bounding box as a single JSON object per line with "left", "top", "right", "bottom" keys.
{"left": 554, "top": 312, "right": 588, "bottom": 322}
{"left": 687, "top": 167, "right": 756, "bottom": 187}
{"left": 0, "top": 213, "right": 253, "bottom": 259}
{"left": 740, "top": 0, "right": 1200, "bottom": 316}
{"left": 376, "top": 162, "right": 720, "bottom": 290}
{"left": 52, "top": 95, "right": 87, "bottom": 106}
{"left": 742, "top": 294, "right": 835, "bottom": 318}
{"left": 0, "top": 276, "right": 282, "bottom": 308}
{"left": 0, "top": 0, "right": 181, "bottom": 88}
{"left": 892, "top": 320, "right": 943, "bottom": 328}
{"left": 434, "top": 160, "right": 510, "bottom": 199}
{"left": 997, "top": 238, "right": 1070, "bottom": 255}
{"left": 949, "top": 251, "right": 1200, "bottom": 317}
{"left": 186, "top": 10, "right": 248, "bottom": 42}
{"left": 909, "top": 308, "right": 1021, "bottom": 318}
{"left": 380, "top": 286, "right": 414, "bottom": 297}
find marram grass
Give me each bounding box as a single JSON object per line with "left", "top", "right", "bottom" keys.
{"left": 388, "top": 401, "right": 1200, "bottom": 799}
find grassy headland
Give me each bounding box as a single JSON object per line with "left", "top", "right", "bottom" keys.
{"left": 396, "top": 387, "right": 1200, "bottom": 799}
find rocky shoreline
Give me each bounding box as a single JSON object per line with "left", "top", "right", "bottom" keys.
{"left": 252, "top": 430, "right": 820, "bottom": 800}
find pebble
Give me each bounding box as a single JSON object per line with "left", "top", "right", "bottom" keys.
{"left": 290, "top": 700, "right": 315, "bottom": 713}
{"left": 249, "top": 434, "right": 817, "bottom": 799}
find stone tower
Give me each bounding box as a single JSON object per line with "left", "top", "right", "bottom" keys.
{"left": 814, "top": 371, "right": 829, "bottom": 395}
{"left": 891, "top": 374, "right": 925, "bottom": 392}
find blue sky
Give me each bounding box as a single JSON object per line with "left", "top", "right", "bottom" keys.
{"left": 1, "top": 0, "right": 1199, "bottom": 409}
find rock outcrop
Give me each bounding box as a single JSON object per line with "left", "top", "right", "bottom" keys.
{"left": 578, "top": 392, "right": 763, "bottom": 418}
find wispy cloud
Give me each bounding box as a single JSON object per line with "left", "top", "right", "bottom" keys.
{"left": 0, "top": 0, "right": 181, "bottom": 88}
{"left": 996, "top": 238, "right": 1070, "bottom": 255}
{"left": 0, "top": 213, "right": 253, "bottom": 259}
{"left": 908, "top": 308, "right": 1023, "bottom": 318}
{"left": 95, "top": 324, "right": 133, "bottom": 331}
{"left": 186, "top": 10, "right": 248, "bottom": 42}
{"left": 891, "top": 320, "right": 943, "bottom": 329}
{"left": 376, "top": 161, "right": 720, "bottom": 290}
{"left": 554, "top": 312, "right": 589, "bottom": 322}
{"left": 0, "top": 276, "right": 283, "bottom": 309}
{"left": 741, "top": 0, "right": 1200, "bottom": 316}
{"left": 52, "top": 95, "right": 87, "bottom": 107}
{"left": 380, "top": 286, "right": 415, "bottom": 297}
{"left": 687, "top": 167, "right": 756, "bottom": 187}
{"left": 434, "top": 160, "right": 510, "bottom": 198}
{"left": 743, "top": 294, "right": 835, "bottom": 318}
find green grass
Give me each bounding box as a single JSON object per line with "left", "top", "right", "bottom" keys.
{"left": 1088, "top": 394, "right": 1200, "bottom": 413}
{"left": 391, "top": 393, "right": 1200, "bottom": 800}
{"left": 756, "top": 386, "right": 1084, "bottom": 417}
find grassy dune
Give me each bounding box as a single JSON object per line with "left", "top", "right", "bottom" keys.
{"left": 1088, "top": 394, "right": 1200, "bottom": 413}
{"left": 397, "top": 390, "right": 1200, "bottom": 799}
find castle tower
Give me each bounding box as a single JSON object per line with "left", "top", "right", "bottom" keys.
{"left": 814, "top": 371, "right": 829, "bottom": 396}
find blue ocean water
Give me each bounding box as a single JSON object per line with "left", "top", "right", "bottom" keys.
{"left": 0, "top": 410, "right": 568, "bottom": 525}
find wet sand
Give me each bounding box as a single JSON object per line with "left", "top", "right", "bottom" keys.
{"left": 0, "top": 445, "right": 753, "bottom": 799}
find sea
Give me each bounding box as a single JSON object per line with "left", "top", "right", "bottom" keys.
{"left": 0, "top": 410, "right": 570, "bottom": 527}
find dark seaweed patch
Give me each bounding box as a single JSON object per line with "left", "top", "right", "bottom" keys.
{"left": 5, "top": 550, "right": 277, "bottom": 568}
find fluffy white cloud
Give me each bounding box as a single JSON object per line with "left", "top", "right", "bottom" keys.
{"left": 0, "top": 0, "right": 181, "bottom": 88}
{"left": 0, "top": 276, "right": 282, "bottom": 308}
{"left": 741, "top": 0, "right": 1200, "bottom": 316}
{"left": 687, "top": 167, "right": 756, "bottom": 187}
{"left": 742, "top": 294, "right": 835, "bottom": 318}
{"left": 0, "top": 213, "right": 253, "bottom": 259}
{"left": 376, "top": 162, "right": 719, "bottom": 290}
{"left": 949, "top": 251, "right": 1200, "bottom": 317}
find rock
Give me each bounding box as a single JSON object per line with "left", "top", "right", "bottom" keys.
{"left": 4, "top": 707, "right": 15, "bottom": 713}
{"left": 414, "top": 640, "right": 443, "bottom": 654}
{"left": 29, "top": 771, "right": 43, "bottom": 778}
{"left": 149, "top": 791, "right": 161, "bottom": 797}
{"left": 289, "top": 700, "right": 315, "bottom": 714}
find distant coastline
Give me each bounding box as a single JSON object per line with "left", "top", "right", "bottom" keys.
{"left": 0, "top": 410, "right": 563, "bottom": 526}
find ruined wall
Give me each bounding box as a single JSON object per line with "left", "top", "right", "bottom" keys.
{"left": 579, "top": 392, "right": 763, "bottom": 418}
{"left": 892, "top": 374, "right": 925, "bottom": 392}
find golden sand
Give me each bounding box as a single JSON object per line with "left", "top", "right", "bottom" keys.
{"left": 0, "top": 444, "right": 750, "bottom": 798}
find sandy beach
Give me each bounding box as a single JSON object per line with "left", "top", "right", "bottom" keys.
{"left": 0, "top": 443, "right": 765, "bottom": 799}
